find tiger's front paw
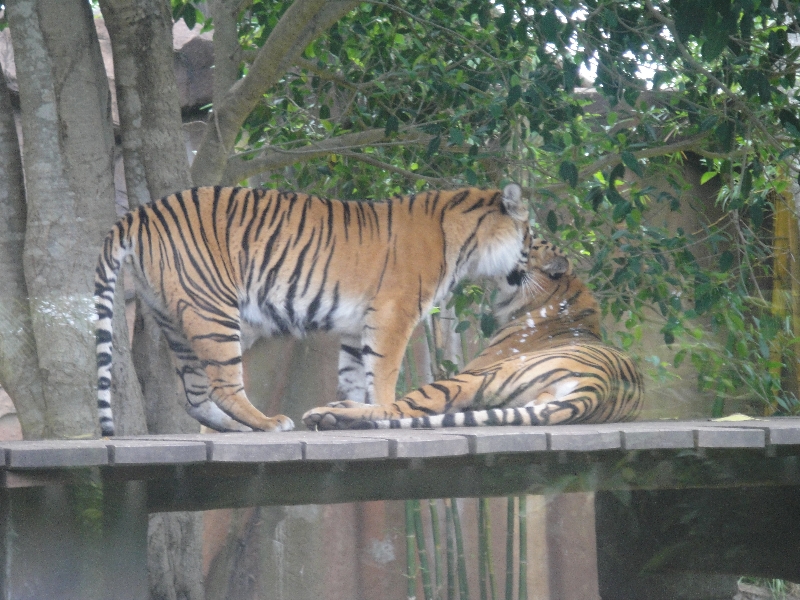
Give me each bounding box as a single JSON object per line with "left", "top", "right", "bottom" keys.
{"left": 258, "top": 414, "right": 295, "bottom": 432}
{"left": 302, "top": 408, "right": 341, "bottom": 430}
{"left": 302, "top": 406, "right": 377, "bottom": 430}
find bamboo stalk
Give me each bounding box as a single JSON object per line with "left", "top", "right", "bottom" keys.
{"left": 770, "top": 190, "right": 791, "bottom": 413}
{"left": 480, "top": 498, "right": 497, "bottom": 600}
{"left": 407, "top": 500, "right": 419, "bottom": 600}
{"left": 459, "top": 329, "right": 471, "bottom": 370}
{"left": 406, "top": 343, "right": 420, "bottom": 390}
{"left": 451, "top": 498, "right": 471, "bottom": 600}
{"left": 413, "top": 500, "right": 434, "bottom": 600}
{"left": 479, "top": 500, "right": 487, "bottom": 600}
{"left": 518, "top": 496, "right": 528, "bottom": 600}
{"left": 505, "top": 497, "right": 515, "bottom": 600}
{"left": 429, "top": 500, "right": 444, "bottom": 600}
{"left": 445, "top": 499, "right": 457, "bottom": 600}
{"left": 785, "top": 191, "right": 800, "bottom": 403}
{"left": 423, "top": 319, "right": 440, "bottom": 380}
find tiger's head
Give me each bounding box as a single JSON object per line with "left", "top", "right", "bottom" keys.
{"left": 448, "top": 183, "right": 532, "bottom": 282}
{"left": 491, "top": 235, "right": 572, "bottom": 324}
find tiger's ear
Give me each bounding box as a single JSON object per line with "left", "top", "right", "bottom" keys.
{"left": 502, "top": 183, "right": 527, "bottom": 221}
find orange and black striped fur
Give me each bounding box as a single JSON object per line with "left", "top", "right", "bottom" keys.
{"left": 95, "top": 185, "right": 530, "bottom": 435}
{"left": 302, "top": 236, "right": 643, "bottom": 430}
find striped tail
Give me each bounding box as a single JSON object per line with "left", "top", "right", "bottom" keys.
{"left": 94, "top": 216, "right": 134, "bottom": 436}
{"left": 351, "top": 407, "right": 545, "bottom": 429}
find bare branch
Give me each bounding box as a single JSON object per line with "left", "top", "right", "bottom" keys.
{"left": 192, "top": 0, "right": 362, "bottom": 186}
{"left": 340, "top": 151, "right": 450, "bottom": 185}
{"left": 221, "top": 128, "right": 433, "bottom": 184}
{"left": 533, "top": 133, "right": 711, "bottom": 197}
{"left": 294, "top": 57, "right": 358, "bottom": 89}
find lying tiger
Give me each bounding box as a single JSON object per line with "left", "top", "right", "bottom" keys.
{"left": 95, "top": 184, "right": 530, "bottom": 435}
{"left": 302, "top": 236, "right": 644, "bottom": 429}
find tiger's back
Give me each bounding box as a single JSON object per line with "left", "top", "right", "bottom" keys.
{"left": 96, "top": 185, "right": 529, "bottom": 435}
{"left": 302, "top": 236, "right": 644, "bottom": 430}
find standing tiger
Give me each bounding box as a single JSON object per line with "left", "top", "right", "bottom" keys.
{"left": 302, "top": 236, "right": 644, "bottom": 429}
{"left": 95, "top": 184, "right": 530, "bottom": 435}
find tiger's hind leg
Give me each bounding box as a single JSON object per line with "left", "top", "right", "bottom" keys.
{"left": 160, "top": 328, "right": 253, "bottom": 432}
{"left": 179, "top": 307, "right": 294, "bottom": 432}
{"left": 336, "top": 334, "right": 366, "bottom": 403}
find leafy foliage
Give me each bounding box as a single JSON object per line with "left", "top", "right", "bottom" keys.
{"left": 173, "top": 0, "right": 800, "bottom": 415}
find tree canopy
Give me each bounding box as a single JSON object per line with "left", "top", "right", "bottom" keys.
{"left": 166, "top": 0, "right": 800, "bottom": 414}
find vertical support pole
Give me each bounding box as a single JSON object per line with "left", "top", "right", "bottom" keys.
{"left": 545, "top": 493, "right": 600, "bottom": 600}
{"left": 0, "top": 477, "right": 148, "bottom": 600}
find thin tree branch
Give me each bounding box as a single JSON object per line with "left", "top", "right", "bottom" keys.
{"left": 192, "top": 0, "right": 362, "bottom": 186}
{"left": 221, "top": 127, "right": 432, "bottom": 184}
{"left": 340, "top": 151, "right": 450, "bottom": 185}
{"left": 534, "top": 132, "right": 711, "bottom": 196}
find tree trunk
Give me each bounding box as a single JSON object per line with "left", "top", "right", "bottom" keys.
{"left": 0, "top": 69, "right": 47, "bottom": 439}
{"left": 99, "top": 0, "right": 193, "bottom": 201}
{"left": 99, "top": 2, "right": 206, "bottom": 598}
{"left": 98, "top": 0, "right": 196, "bottom": 437}
{"left": 6, "top": 0, "right": 133, "bottom": 438}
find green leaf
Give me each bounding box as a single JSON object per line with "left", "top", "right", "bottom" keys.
{"left": 609, "top": 163, "right": 625, "bottom": 188}
{"left": 779, "top": 109, "right": 800, "bottom": 138}
{"left": 455, "top": 320, "right": 471, "bottom": 333}
{"left": 507, "top": 84, "right": 522, "bottom": 107}
{"left": 700, "top": 171, "right": 718, "bottom": 185}
{"left": 465, "top": 168, "right": 477, "bottom": 186}
{"left": 701, "top": 26, "right": 727, "bottom": 61}
{"left": 384, "top": 115, "right": 399, "bottom": 136}
{"left": 715, "top": 121, "right": 734, "bottom": 152}
{"left": 711, "top": 397, "right": 725, "bottom": 418}
{"left": 441, "top": 359, "right": 459, "bottom": 376}
{"left": 425, "top": 135, "right": 441, "bottom": 159}
{"left": 699, "top": 116, "right": 718, "bottom": 132}
{"left": 740, "top": 169, "right": 752, "bottom": 199}
{"left": 563, "top": 59, "right": 577, "bottom": 92}
{"left": 718, "top": 250, "right": 734, "bottom": 272}
{"left": 558, "top": 160, "right": 578, "bottom": 188}
{"left": 586, "top": 187, "right": 604, "bottom": 211}
{"left": 612, "top": 200, "right": 632, "bottom": 222}
{"left": 546, "top": 210, "right": 558, "bottom": 233}
{"left": 185, "top": 8, "right": 197, "bottom": 30}
{"left": 174, "top": 3, "right": 198, "bottom": 30}
{"left": 449, "top": 127, "right": 464, "bottom": 146}
{"left": 540, "top": 12, "right": 561, "bottom": 43}
{"left": 480, "top": 313, "right": 498, "bottom": 338}
{"left": 621, "top": 151, "right": 643, "bottom": 177}
{"left": 606, "top": 188, "right": 625, "bottom": 205}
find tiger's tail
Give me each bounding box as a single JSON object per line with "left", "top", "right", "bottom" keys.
{"left": 353, "top": 407, "right": 545, "bottom": 429}
{"left": 94, "top": 214, "right": 136, "bottom": 437}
